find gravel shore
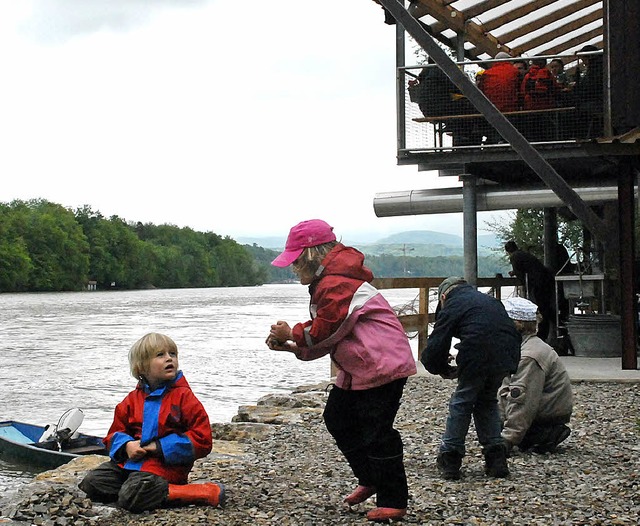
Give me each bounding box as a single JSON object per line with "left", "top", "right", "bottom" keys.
{"left": 100, "top": 376, "right": 640, "bottom": 525}
{"left": 4, "top": 375, "right": 640, "bottom": 525}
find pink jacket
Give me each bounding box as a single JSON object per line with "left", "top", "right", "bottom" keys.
{"left": 292, "top": 244, "right": 416, "bottom": 390}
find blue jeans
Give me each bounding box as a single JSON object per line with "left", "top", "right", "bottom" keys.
{"left": 440, "top": 367, "right": 507, "bottom": 456}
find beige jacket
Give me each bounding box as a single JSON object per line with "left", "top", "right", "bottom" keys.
{"left": 499, "top": 334, "right": 573, "bottom": 446}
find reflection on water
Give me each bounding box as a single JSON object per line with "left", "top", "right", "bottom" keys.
{"left": 0, "top": 284, "right": 418, "bottom": 491}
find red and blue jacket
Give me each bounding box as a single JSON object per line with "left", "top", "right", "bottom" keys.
{"left": 104, "top": 371, "right": 212, "bottom": 484}
{"left": 292, "top": 244, "right": 416, "bottom": 390}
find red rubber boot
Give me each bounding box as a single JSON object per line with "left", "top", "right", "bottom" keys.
{"left": 167, "top": 482, "right": 225, "bottom": 507}
{"left": 366, "top": 507, "right": 407, "bottom": 522}
{"left": 344, "top": 485, "right": 376, "bottom": 505}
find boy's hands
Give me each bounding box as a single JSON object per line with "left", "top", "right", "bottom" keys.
{"left": 126, "top": 439, "right": 160, "bottom": 460}
{"left": 125, "top": 440, "right": 147, "bottom": 460}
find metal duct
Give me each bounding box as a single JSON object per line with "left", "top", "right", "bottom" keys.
{"left": 373, "top": 186, "right": 621, "bottom": 217}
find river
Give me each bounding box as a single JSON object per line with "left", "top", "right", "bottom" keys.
{"left": 0, "top": 284, "right": 419, "bottom": 490}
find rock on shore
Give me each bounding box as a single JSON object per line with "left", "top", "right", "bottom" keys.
{"left": 1, "top": 376, "right": 639, "bottom": 525}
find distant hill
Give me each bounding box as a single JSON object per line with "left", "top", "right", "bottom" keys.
{"left": 237, "top": 236, "right": 286, "bottom": 249}
{"left": 237, "top": 230, "right": 502, "bottom": 257}
{"left": 376, "top": 230, "right": 461, "bottom": 245}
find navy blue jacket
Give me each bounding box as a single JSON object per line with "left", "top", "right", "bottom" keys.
{"left": 421, "top": 284, "right": 520, "bottom": 376}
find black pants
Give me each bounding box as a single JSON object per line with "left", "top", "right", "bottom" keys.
{"left": 323, "top": 378, "right": 408, "bottom": 509}
{"left": 79, "top": 461, "right": 168, "bottom": 513}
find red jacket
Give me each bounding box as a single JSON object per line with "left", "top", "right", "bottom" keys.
{"left": 521, "top": 65, "right": 561, "bottom": 110}
{"left": 104, "top": 372, "right": 212, "bottom": 484}
{"left": 478, "top": 62, "right": 521, "bottom": 112}
{"left": 292, "top": 244, "right": 416, "bottom": 390}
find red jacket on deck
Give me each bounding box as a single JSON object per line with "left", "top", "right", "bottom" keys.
{"left": 521, "top": 65, "right": 561, "bottom": 110}
{"left": 478, "top": 62, "right": 521, "bottom": 112}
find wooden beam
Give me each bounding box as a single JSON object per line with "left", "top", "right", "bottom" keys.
{"left": 497, "top": 0, "right": 601, "bottom": 44}
{"left": 430, "top": 0, "right": 510, "bottom": 35}
{"left": 512, "top": 9, "right": 603, "bottom": 55}
{"left": 482, "top": 0, "right": 558, "bottom": 32}
{"left": 410, "top": 0, "right": 512, "bottom": 57}
{"left": 537, "top": 30, "right": 602, "bottom": 56}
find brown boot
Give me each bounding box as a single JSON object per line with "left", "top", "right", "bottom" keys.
{"left": 366, "top": 507, "right": 406, "bottom": 522}
{"left": 167, "top": 482, "right": 225, "bottom": 507}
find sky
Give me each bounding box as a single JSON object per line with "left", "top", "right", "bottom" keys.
{"left": 0, "top": 0, "right": 501, "bottom": 243}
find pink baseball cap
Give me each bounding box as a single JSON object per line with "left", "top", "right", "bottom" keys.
{"left": 271, "top": 219, "right": 337, "bottom": 267}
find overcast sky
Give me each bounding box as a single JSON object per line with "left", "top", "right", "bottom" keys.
{"left": 0, "top": 0, "right": 501, "bottom": 243}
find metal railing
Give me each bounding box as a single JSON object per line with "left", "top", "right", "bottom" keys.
{"left": 372, "top": 275, "right": 519, "bottom": 359}
{"left": 399, "top": 52, "right": 607, "bottom": 153}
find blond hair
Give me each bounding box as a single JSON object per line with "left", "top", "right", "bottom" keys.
{"left": 292, "top": 241, "right": 338, "bottom": 278}
{"left": 128, "top": 333, "right": 178, "bottom": 379}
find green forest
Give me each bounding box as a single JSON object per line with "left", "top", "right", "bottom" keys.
{"left": 0, "top": 199, "right": 509, "bottom": 293}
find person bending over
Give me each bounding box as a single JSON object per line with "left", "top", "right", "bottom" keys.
{"left": 266, "top": 219, "right": 416, "bottom": 522}
{"left": 421, "top": 277, "right": 520, "bottom": 481}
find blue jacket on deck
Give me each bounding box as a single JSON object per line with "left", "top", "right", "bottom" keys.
{"left": 421, "top": 284, "right": 520, "bottom": 376}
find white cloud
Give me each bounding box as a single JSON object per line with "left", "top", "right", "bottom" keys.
{"left": 0, "top": 0, "right": 499, "bottom": 242}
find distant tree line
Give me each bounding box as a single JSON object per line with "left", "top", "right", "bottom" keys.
{"left": 0, "top": 199, "right": 267, "bottom": 292}
{"left": 0, "top": 199, "right": 513, "bottom": 293}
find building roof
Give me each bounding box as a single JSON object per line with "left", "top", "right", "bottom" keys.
{"left": 384, "top": 0, "right": 603, "bottom": 59}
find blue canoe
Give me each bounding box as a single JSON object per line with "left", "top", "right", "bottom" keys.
{"left": 0, "top": 420, "right": 107, "bottom": 469}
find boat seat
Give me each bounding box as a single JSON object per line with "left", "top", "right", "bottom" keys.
{"left": 0, "top": 426, "right": 32, "bottom": 444}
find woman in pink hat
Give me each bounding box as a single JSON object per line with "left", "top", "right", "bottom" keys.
{"left": 266, "top": 219, "right": 416, "bottom": 522}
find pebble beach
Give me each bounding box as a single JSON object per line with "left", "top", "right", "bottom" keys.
{"left": 2, "top": 375, "right": 639, "bottom": 525}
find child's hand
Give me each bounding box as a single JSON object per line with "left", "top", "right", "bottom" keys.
{"left": 266, "top": 336, "right": 295, "bottom": 352}
{"left": 269, "top": 321, "right": 293, "bottom": 343}
{"left": 143, "top": 441, "right": 159, "bottom": 456}
{"left": 265, "top": 335, "right": 285, "bottom": 350}
{"left": 126, "top": 440, "right": 147, "bottom": 460}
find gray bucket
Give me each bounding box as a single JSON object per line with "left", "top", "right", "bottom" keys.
{"left": 566, "top": 314, "right": 621, "bottom": 357}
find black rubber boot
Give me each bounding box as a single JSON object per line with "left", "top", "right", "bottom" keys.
{"left": 483, "top": 443, "right": 509, "bottom": 478}
{"left": 533, "top": 424, "right": 571, "bottom": 454}
{"left": 436, "top": 451, "right": 463, "bottom": 480}
{"left": 368, "top": 453, "right": 409, "bottom": 510}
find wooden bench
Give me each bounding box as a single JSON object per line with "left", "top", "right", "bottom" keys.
{"left": 413, "top": 106, "right": 576, "bottom": 145}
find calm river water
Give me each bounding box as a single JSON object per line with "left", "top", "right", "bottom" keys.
{"left": 0, "top": 284, "right": 419, "bottom": 491}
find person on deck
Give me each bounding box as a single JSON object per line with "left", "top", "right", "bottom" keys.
{"left": 477, "top": 51, "right": 521, "bottom": 113}
{"left": 477, "top": 51, "right": 521, "bottom": 142}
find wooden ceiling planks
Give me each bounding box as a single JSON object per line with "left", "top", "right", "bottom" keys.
{"left": 404, "top": 0, "right": 604, "bottom": 58}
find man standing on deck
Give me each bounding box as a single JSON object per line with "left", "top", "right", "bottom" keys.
{"left": 504, "top": 241, "right": 556, "bottom": 343}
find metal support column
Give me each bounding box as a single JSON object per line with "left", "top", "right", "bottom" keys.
{"left": 618, "top": 163, "right": 638, "bottom": 369}
{"left": 395, "top": 7, "right": 406, "bottom": 152}
{"left": 462, "top": 175, "right": 478, "bottom": 287}
{"left": 544, "top": 208, "right": 558, "bottom": 270}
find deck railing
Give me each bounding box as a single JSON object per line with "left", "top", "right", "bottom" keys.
{"left": 400, "top": 52, "right": 606, "bottom": 153}
{"left": 372, "top": 276, "right": 519, "bottom": 359}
